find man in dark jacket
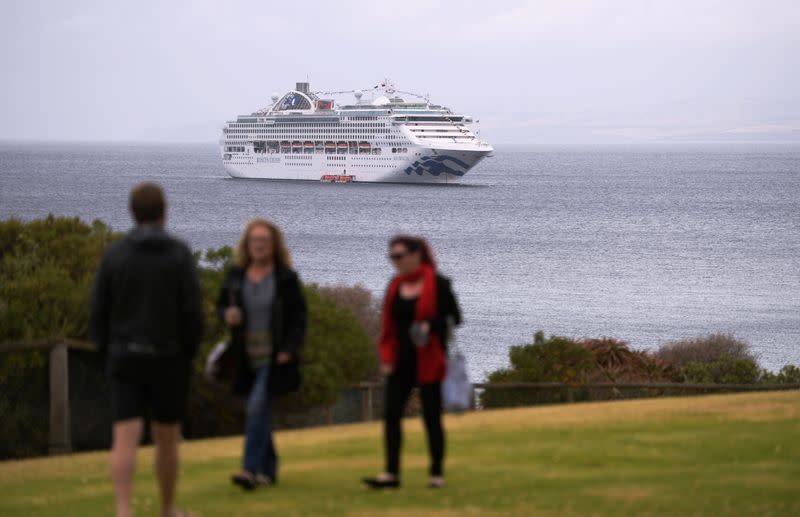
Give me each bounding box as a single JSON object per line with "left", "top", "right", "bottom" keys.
{"left": 90, "top": 182, "right": 203, "bottom": 517}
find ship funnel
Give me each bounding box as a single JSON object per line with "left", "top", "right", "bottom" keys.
{"left": 296, "top": 82, "right": 310, "bottom": 94}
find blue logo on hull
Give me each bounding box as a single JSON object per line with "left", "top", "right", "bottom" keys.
{"left": 404, "top": 155, "right": 471, "bottom": 177}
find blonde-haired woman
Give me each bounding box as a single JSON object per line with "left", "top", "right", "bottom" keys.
{"left": 216, "top": 219, "right": 307, "bottom": 490}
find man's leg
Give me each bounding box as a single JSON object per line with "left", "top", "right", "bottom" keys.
{"left": 152, "top": 422, "right": 181, "bottom": 517}
{"left": 111, "top": 418, "right": 144, "bottom": 517}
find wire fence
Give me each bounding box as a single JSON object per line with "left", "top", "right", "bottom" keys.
{"left": 2, "top": 338, "right": 798, "bottom": 458}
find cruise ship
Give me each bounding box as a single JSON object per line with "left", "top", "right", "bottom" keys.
{"left": 220, "top": 80, "right": 492, "bottom": 183}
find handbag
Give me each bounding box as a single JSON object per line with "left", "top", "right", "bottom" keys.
{"left": 268, "top": 359, "right": 301, "bottom": 395}
{"left": 442, "top": 318, "right": 471, "bottom": 412}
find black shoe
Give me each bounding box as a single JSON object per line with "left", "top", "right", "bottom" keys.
{"left": 361, "top": 476, "right": 400, "bottom": 489}
{"left": 231, "top": 471, "right": 257, "bottom": 491}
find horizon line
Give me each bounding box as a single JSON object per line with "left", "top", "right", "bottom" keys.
{"left": 2, "top": 138, "right": 800, "bottom": 147}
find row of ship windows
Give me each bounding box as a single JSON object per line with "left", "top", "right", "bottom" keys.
{"left": 225, "top": 146, "right": 411, "bottom": 155}
{"left": 241, "top": 136, "right": 407, "bottom": 142}
{"left": 227, "top": 127, "right": 392, "bottom": 132}
{"left": 418, "top": 135, "right": 476, "bottom": 139}
{"left": 352, "top": 156, "right": 401, "bottom": 160}
{"left": 225, "top": 135, "right": 412, "bottom": 147}
{"left": 225, "top": 137, "right": 408, "bottom": 144}
{"left": 228, "top": 122, "right": 386, "bottom": 128}
{"left": 225, "top": 129, "right": 389, "bottom": 135}
{"left": 409, "top": 129, "right": 470, "bottom": 133}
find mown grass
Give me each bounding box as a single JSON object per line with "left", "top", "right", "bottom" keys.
{"left": 1, "top": 391, "right": 798, "bottom": 516}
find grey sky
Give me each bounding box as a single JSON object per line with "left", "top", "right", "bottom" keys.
{"left": 2, "top": 0, "right": 798, "bottom": 144}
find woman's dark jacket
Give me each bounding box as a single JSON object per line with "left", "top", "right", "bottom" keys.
{"left": 216, "top": 263, "right": 307, "bottom": 396}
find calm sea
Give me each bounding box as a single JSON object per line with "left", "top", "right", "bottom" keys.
{"left": 1, "top": 142, "right": 798, "bottom": 379}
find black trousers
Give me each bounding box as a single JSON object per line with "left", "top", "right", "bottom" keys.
{"left": 384, "top": 373, "right": 445, "bottom": 477}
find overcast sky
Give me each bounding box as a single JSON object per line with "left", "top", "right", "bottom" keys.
{"left": 2, "top": 0, "right": 798, "bottom": 144}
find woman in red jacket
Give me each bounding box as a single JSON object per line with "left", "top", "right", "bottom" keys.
{"left": 363, "top": 235, "right": 461, "bottom": 490}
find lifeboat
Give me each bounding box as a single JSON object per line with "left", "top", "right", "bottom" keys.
{"left": 303, "top": 141, "right": 314, "bottom": 148}
{"left": 324, "top": 141, "right": 335, "bottom": 149}
{"left": 320, "top": 174, "right": 355, "bottom": 183}
{"left": 280, "top": 141, "right": 290, "bottom": 148}
{"left": 291, "top": 141, "right": 302, "bottom": 148}
{"left": 337, "top": 142, "right": 348, "bottom": 149}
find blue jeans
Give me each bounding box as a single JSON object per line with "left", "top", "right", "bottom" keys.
{"left": 243, "top": 365, "right": 277, "bottom": 480}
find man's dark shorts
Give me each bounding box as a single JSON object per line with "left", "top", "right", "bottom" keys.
{"left": 109, "top": 356, "right": 191, "bottom": 423}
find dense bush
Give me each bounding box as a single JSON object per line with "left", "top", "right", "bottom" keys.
{"left": 0, "top": 216, "right": 120, "bottom": 458}
{"left": 192, "top": 247, "right": 376, "bottom": 412}
{"left": 0, "top": 217, "right": 376, "bottom": 456}
{"left": 764, "top": 365, "right": 800, "bottom": 384}
{"left": 655, "top": 333, "right": 756, "bottom": 368}
{"left": 482, "top": 331, "right": 596, "bottom": 407}
{"left": 481, "top": 332, "right": 678, "bottom": 408}
{"left": 682, "top": 357, "right": 761, "bottom": 384}
{"left": 0, "top": 215, "right": 119, "bottom": 343}
{"left": 312, "top": 283, "right": 381, "bottom": 342}
{"left": 186, "top": 282, "right": 376, "bottom": 437}
{"left": 581, "top": 337, "right": 678, "bottom": 383}
{"left": 482, "top": 330, "right": 797, "bottom": 409}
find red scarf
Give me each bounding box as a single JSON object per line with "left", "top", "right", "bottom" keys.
{"left": 379, "top": 263, "right": 446, "bottom": 384}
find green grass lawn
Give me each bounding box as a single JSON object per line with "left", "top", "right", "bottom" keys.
{"left": 1, "top": 391, "right": 798, "bottom": 516}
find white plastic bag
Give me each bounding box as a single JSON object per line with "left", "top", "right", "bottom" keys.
{"left": 442, "top": 317, "right": 470, "bottom": 412}
{"left": 443, "top": 350, "right": 471, "bottom": 413}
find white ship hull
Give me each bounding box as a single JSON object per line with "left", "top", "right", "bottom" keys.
{"left": 223, "top": 146, "right": 490, "bottom": 183}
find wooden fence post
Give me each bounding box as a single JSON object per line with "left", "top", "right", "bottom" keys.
{"left": 365, "top": 384, "right": 373, "bottom": 421}
{"left": 49, "top": 343, "right": 71, "bottom": 454}
{"left": 359, "top": 384, "right": 375, "bottom": 422}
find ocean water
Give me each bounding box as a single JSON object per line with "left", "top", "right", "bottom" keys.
{"left": 1, "top": 142, "right": 798, "bottom": 379}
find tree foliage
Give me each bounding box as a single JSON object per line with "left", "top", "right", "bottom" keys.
{"left": 0, "top": 217, "right": 376, "bottom": 456}
{"left": 0, "top": 215, "right": 119, "bottom": 344}
{"left": 482, "top": 330, "right": 796, "bottom": 409}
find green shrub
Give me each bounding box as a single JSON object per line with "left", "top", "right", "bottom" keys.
{"left": 0, "top": 215, "right": 119, "bottom": 343}
{"left": 0, "top": 218, "right": 376, "bottom": 455}
{"left": 482, "top": 331, "right": 596, "bottom": 408}
{"left": 190, "top": 246, "right": 376, "bottom": 413}
{"left": 580, "top": 338, "right": 678, "bottom": 383}
{"left": 759, "top": 364, "right": 800, "bottom": 385}
{"left": 277, "top": 286, "right": 375, "bottom": 411}
{"left": 480, "top": 331, "right": 784, "bottom": 409}
{"left": 656, "top": 333, "right": 755, "bottom": 368}
{"left": 311, "top": 283, "right": 381, "bottom": 342}
{"left": 775, "top": 365, "right": 800, "bottom": 384}
{"left": 682, "top": 357, "right": 761, "bottom": 384}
